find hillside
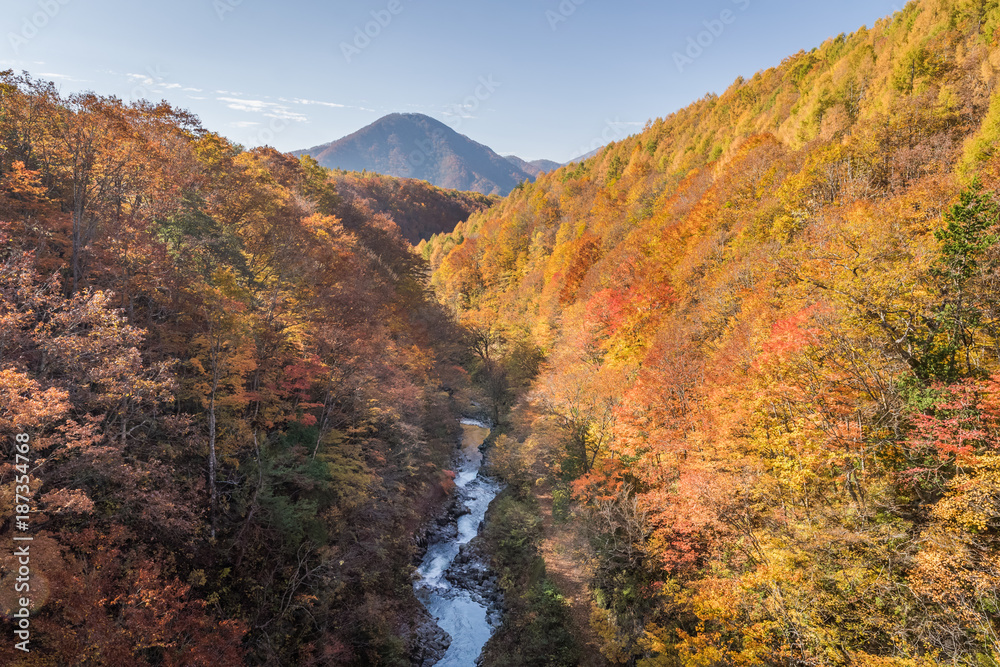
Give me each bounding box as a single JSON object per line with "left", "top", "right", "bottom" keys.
{"left": 325, "top": 167, "right": 497, "bottom": 244}
{"left": 426, "top": 1, "right": 1000, "bottom": 665}
{"left": 0, "top": 71, "right": 479, "bottom": 665}
{"left": 296, "top": 113, "right": 534, "bottom": 196}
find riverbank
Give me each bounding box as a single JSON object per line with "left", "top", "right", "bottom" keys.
{"left": 475, "top": 479, "right": 581, "bottom": 667}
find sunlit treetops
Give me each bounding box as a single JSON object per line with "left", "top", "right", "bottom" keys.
{"left": 0, "top": 69, "right": 472, "bottom": 665}
{"left": 427, "top": 0, "right": 1000, "bottom": 664}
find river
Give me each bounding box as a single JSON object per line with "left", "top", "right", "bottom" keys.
{"left": 413, "top": 418, "right": 500, "bottom": 666}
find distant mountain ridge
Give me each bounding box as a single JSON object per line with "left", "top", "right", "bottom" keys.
{"left": 565, "top": 146, "right": 603, "bottom": 164}
{"left": 503, "top": 155, "right": 563, "bottom": 178}
{"left": 295, "top": 113, "right": 539, "bottom": 196}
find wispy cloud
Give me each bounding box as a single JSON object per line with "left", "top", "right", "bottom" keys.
{"left": 279, "top": 96, "right": 375, "bottom": 112}
{"left": 282, "top": 97, "right": 344, "bottom": 109}
{"left": 217, "top": 96, "right": 271, "bottom": 112}
{"left": 0, "top": 59, "right": 46, "bottom": 68}
{"left": 127, "top": 72, "right": 184, "bottom": 91}
{"left": 126, "top": 72, "right": 156, "bottom": 85}
{"left": 216, "top": 96, "right": 308, "bottom": 122}
{"left": 442, "top": 107, "right": 478, "bottom": 121}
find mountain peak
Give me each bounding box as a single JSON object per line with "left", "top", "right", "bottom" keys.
{"left": 295, "top": 113, "right": 534, "bottom": 196}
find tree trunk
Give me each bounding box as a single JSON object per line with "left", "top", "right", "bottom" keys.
{"left": 71, "top": 198, "right": 83, "bottom": 294}
{"left": 208, "top": 391, "right": 217, "bottom": 540}
{"left": 208, "top": 359, "right": 220, "bottom": 540}
{"left": 313, "top": 390, "right": 333, "bottom": 460}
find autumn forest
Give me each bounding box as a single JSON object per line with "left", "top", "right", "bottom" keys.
{"left": 5, "top": 0, "right": 1000, "bottom": 665}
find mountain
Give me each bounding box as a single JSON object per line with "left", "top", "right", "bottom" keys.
{"left": 295, "top": 113, "right": 533, "bottom": 196}
{"left": 503, "top": 155, "right": 563, "bottom": 178}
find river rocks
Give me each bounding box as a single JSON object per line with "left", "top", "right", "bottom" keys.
{"left": 414, "top": 496, "right": 463, "bottom": 557}
{"left": 446, "top": 541, "right": 504, "bottom": 626}
{"left": 408, "top": 609, "right": 452, "bottom": 667}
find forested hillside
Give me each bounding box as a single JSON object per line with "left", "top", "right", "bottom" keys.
{"left": 0, "top": 71, "right": 475, "bottom": 665}
{"left": 426, "top": 0, "right": 1000, "bottom": 664}
{"left": 327, "top": 170, "right": 496, "bottom": 244}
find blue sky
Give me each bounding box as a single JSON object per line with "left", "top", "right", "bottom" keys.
{"left": 4, "top": 0, "right": 904, "bottom": 163}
